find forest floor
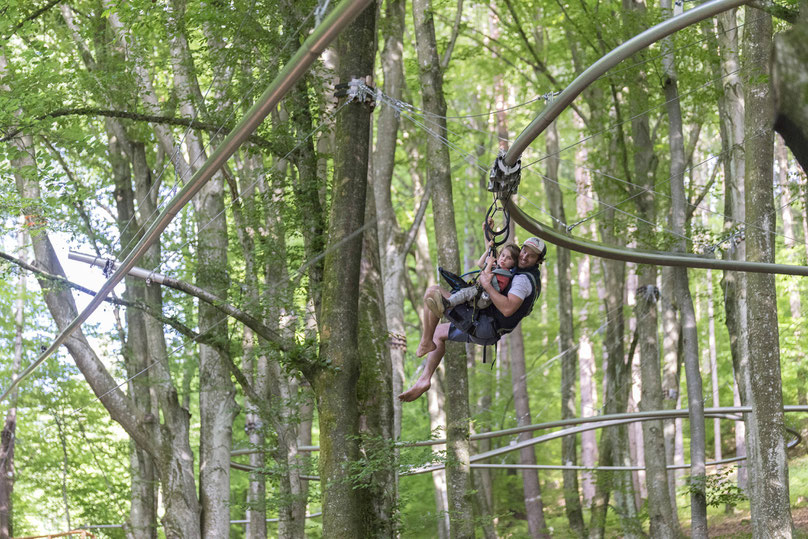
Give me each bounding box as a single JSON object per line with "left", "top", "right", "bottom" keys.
{"left": 686, "top": 505, "right": 808, "bottom": 537}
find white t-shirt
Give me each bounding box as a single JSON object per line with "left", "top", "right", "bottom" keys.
{"left": 508, "top": 273, "right": 532, "bottom": 300}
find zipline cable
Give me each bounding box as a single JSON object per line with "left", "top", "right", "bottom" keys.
{"left": 0, "top": 0, "right": 374, "bottom": 405}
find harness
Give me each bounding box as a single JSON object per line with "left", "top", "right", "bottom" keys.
{"left": 491, "top": 265, "right": 541, "bottom": 335}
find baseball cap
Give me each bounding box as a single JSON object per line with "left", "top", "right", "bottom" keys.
{"left": 523, "top": 237, "right": 547, "bottom": 259}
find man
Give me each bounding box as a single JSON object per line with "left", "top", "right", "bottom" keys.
{"left": 399, "top": 237, "right": 546, "bottom": 402}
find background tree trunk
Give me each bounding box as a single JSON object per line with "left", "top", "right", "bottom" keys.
{"left": 374, "top": 0, "right": 408, "bottom": 448}
{"left": 661, "top": 0, "right": 707, "bottom": 528}
{"left": 0, "top": 227, "right": 26, "bottom": 539}
{"left": 543, "top": 121, "right": 582, "bottom": 537}
{"left": 714, "top": 6, "right": 750, "bottom": 494}
{"left": 411, "top": 0, "right": 474, "bottom": 535}
{"left": 357, "top": 176, "right": 397, "bottom": 534}
{"left": 743, "top": 8, "right": 794, "bottom": 535}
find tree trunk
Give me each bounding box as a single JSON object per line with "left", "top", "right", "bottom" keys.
{"left": 242, "top": 328, "right": 267, "bottom": 539}
{"left": 775, "top": 135, "right": 802, "bottom": 318}
{"left": 411, "top": 1, "right": 473, "bottom": 536}
{"left": 543, "top": 121, "right": 582, "bottom": 537}
{"left": 162, "top": 5, "right": 238, "bottom": 535}
{"left": 660, "top": 0, "right": 707, "bottom": 530}
{"left": 714, "top": 6, "right": 750, "bottom": 494}
{"left": 374, "top": 0, "right": 408, "bottom": 447}
{"left": 659, "top": 265, "right": 681, "bottom": 512}
{"left": 110, "top": 137, "right": 159, "bottom": 539}
{"left": 0, "top": 227, "right": 26, "bottom": 539}
{"left": 574, "top": 143, "right": 598, "bottom": 505}
{"left": 589, "top": 211, "right": 632, "bottom": 538}
{"left": 743, "top": 8, "right": 794, "bottom": 535}
{"left": 305, "top": 6, "right": 376, "bottom": 536}
{"left": 59, "top": 14, "right": 161, "bottom": 533}
{"left": 357, "top": 174, "right": 396, "bottom": 534}
{"left": 625, "top": 2, "right": 678, "bottom": 529}
{"left": 508, "top": 324, "right": 549, "bottom": 538}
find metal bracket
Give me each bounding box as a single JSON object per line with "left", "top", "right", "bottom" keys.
{"left": 488, "top": 150, "right": 521, "bottom": 199}
{"left": 334, "top": 76, "right": 376, "bottom": 107}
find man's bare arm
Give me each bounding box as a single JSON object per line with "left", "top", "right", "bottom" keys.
{"left": 480, "top": 267, "right": 524, "bottom": 317}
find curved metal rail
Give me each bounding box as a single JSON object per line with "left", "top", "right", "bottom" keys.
{"left": 0, "top": 0, "right": 374, "bottom": 404}
{"left": 230, "top": 406, "right": 808, "bottom": 475}
{"left": 503, "top": 0, "right": 747, "bottom": 166}
{"left": 508, "top": 200, "right": 808, "bottom": 276}
{"left": 497, "top": 0, "right": 808, "bottom": 274}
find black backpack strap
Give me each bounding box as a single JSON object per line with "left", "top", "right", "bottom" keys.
{"left": 520, "top": 270, "right": 539, "bottom": 316}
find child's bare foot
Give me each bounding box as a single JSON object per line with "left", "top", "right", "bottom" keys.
{"left": 416, "top": 340, "right": 437, "bottom": 357}
{"left": 398, "top": 378, "right": 431, "bottom": 402}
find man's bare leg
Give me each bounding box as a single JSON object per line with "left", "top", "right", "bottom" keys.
{"left": 416, "top": 285, "right": 450, "bottom": 357}
{"left": 400, "top": 323, "right": 450, "bottom": 402}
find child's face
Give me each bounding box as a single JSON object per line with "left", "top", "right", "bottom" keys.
{"left": 498, "top": 249, "right": 516, "bottom": 269}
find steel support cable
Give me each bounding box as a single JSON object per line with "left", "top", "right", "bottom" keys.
{"left": 0, "top": 0, "right": 374, "bottom": 405}
{"left": 522, "top": 167, "right": 700, "bottom": 245}
{"left": 522, "top": 64, "right": 744, "bottom": 170}
{"left": 503, "top": 0, "right": 749, "bottom": 167}
{"left": 390, "top": 66, "right": 779, "bottom": 251}
{"left": 506, "top": 197, "right": 808, "bottom": 275}
{"left": 379, "top": 69, "right": 746, "bottom": 245}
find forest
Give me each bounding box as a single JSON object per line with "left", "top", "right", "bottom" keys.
{"left": 1, "top": 0, "right": 807, "bottom": 536}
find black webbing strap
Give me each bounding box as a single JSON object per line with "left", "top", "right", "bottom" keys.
{"left": 484, "top": 200, "right": 510, "bottom": 250}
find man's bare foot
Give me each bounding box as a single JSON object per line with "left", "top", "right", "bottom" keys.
{"left": 416, "top": 340, "right": 437, "bottom": 357}
{"left": 398, "top": 378, "right": 431, "bottom": 402}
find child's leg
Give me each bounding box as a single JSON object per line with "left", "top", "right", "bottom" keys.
{"left": 445, "top": 285, "right": 478, "bottom": 309}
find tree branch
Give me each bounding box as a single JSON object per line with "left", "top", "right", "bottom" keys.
{"left": 1, "top": 108, "right": 276, "bottom": 151}
{"left": 3, "top": 0, "right": 63, "bottom": 39}
{"left": 402, "top": 177, "right": 434, "bottom": 256}
{"left": 686, "top": 159, "right": 718, "bottom": 224}
{"left": 440, "top": 0, "right": 464, "bottom": 70}
{"left": 1, "top": 249, "right": 271, "bottom": 409}
{"left": 40, "top": 136, "right": 107, "bottom": 256}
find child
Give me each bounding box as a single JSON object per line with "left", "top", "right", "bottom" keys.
{"left": 426, "top": 242, "right": 521, "bottom": 318}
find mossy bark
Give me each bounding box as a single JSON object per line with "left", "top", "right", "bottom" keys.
{"left": 307, "top": 5, "right": 378, "bottom": 536}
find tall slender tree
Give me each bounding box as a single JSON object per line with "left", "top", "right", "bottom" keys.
{"left": 411, "top": 0, "right": 474, "bottom": 535}
{"left": 743, "top": 6, "right": 794, "bottom": 535}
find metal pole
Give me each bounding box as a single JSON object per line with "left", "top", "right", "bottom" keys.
{"left": 503, "top": 0, "right": 748, "bottom": 166}
{"left": 508, "top": 199, "right": 808, "bottom": 275}
{"left": 68, "top": 251, "right": 167, "bottom": 284}
{"left": 0, "top": 0, "right": 373, "bottom": 403}
{"left": 229, "top": 405, "right": 808, "bottom": 455}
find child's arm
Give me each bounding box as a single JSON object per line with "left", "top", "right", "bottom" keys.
{"left": 476, "top": 240, "right": 495, "bottom": 269}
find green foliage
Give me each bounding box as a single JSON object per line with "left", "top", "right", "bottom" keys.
{"left": 684, "top": 468, "right": 748, "bottom": 508}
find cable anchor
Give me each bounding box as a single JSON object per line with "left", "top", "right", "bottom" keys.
{"left": 334, "top": 76, "right": 376, "bottom": 108}
{"left": 488, "top": 149, "right": 521, "bottom": 200}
